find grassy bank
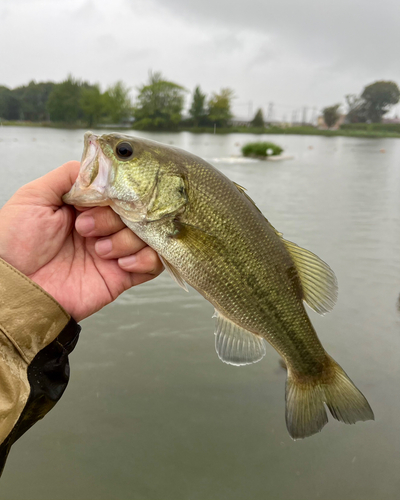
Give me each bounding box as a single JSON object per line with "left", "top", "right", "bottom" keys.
{"left": 0, "top": 120, "right": 87, "bottom": 129}
{"left": 2, "top": 121, "right": 400, "bottom": 139}
{"left": 0, "top": 121, "right": 132, "bottom": 130}
{"left": 185, "top": 125, "right": 400, "bottom": 138}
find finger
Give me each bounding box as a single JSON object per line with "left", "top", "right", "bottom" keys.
{"left": 76, "top": 206, "right": 125, "bottom": 237}
{"left": 130, "top": 272, "right": 162, "bottom": 287}
{"left": 23, "top": 161, "right": 81, "bottom": 207}
{"left": 118, "top": 246, "right": 164, "bottom": 276}
{"left": 94, "top": 227, "right": 147, "bottom": 259}
{"left": 75, "top": 207, "right": 93, "bottom": 212}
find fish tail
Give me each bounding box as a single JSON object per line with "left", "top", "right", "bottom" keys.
{"left": 285, "top": 356, "right": 374, "bottom": 439}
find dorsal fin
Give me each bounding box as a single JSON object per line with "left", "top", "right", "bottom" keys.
{"left": 232, "top": 181, "right": 247, "bottom": 194}
{"left": 281, "top": 239, "right": 338, "bottom": 314}
{"left": 233, "top": 181, "right": 265, "bottom": 214}
{"left": 214, "top": 310, "right": 266, "bottom": 366}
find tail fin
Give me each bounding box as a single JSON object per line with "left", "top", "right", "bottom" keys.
{"left": 285, "top": 356, "right": 374, "bottom": 439}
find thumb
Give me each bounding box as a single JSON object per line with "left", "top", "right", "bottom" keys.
{"left": 23, "top": 161, "right": 81, "bottom": 208}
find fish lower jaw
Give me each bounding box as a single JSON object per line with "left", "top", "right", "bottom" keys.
{"left": 62, "top": 188, "right": 109, "bottom": 207}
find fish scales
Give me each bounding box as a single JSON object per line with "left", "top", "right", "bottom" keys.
{"left": 129, "top": 159, "right": 326, "bottom": 373}
{"left": 63, "top": 132, "right": 374, "bottom": 439}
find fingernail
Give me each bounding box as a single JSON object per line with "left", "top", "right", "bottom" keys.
{"left": 118, "top": 255, "right": 137, "bottom": 267}
{"left": 76, "top": 216, "right": 95, "bottom": 234}
{"left": 95, "top": 238, "right": 112, "bottom": 255}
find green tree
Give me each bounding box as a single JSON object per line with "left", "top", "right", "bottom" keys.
{"left": 47, "top": 76, "right": 91, "bottom": 124}
{"left": 14, "top": 81, "right": 55, "bottom": 121}
{"left": 103, "top": 81, "right": 132, "bottom": 124}
{"left": 0, "top": 86, "right": 21, "bottom": 120}
{"left": 80, "top": 85, "right": 105, "bottom": 127}
{"left": 361, "top": 81, "right": 400, "bottom": 123}
{"left": 207, "top": 88, "right": 234, "bottom": 127}
{"left": 133, "top": 71, "right": 186, "bottom": 130}
{"left": 323, "top": 104, "right": 341, "bottom": 128}
{"left": 251, "top": 108, "right": 265, "bottom": 127}
{"left": 189, "top": 86, "right": 207, "bottom": 126}
{"left": 345, "top": 94, "right": 368, "bottom": 123}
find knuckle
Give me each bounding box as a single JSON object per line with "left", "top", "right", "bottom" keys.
{"left": 121, "top": 227, "right": 136, "bottom": 247}
{"left": 116, "top": 228, "right": 144, "bottom": 254}
{"left": 144, "top": 249, "right": 162, "bottom": 274}
{"left": 93, "top": 207, "right": 122, "bottom": 232}
{"left": 101, "top": 207, "right": 117, "bottom": 227}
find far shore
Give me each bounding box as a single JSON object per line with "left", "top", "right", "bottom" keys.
{"left": 2, "top": 120, "right": 400, "bottom": 139}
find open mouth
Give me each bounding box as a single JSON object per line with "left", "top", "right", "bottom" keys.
{"left": 62, "top": 132, "right": 111, "bottom": 207}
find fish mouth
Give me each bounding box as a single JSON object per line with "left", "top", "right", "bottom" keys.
{"left": 63, "top": 132, "right": 111, "bottom": 207}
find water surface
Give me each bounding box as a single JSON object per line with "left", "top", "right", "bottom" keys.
{"left": 1, "top": 127, "right": 399, "bottom": 499}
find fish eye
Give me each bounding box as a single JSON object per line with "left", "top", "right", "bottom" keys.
{"left": 115, "top": 142, "right": 134, "bottom": 160}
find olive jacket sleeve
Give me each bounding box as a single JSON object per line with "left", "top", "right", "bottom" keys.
{"left": 0, "top": 258, "right": 81, "bottom": 476}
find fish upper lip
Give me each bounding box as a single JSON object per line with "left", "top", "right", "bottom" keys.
{"left": 63, "top": 132, "right": 111, "bottom": 206}
{"left": 79, "top": 133, "right": 101, "bottom": 187}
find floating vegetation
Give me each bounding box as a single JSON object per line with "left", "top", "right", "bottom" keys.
{"left": 242, "top": 141, "right": 283, "bottom": 158}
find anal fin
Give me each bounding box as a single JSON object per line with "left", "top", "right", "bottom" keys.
{"left": 214, "top": 310, "right": 266, "bottom": 366}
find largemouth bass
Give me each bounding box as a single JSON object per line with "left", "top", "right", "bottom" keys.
{"left": 63, "top": 132, "right": 374, "bottom": 439}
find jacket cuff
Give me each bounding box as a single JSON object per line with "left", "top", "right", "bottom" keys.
{"left": 0, "top": 258, "right": 70, "bottom": 364}
{"left": 0, "top": 317, "right": 81, "bottom": 477}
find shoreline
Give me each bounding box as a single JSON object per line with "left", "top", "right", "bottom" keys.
{"left": 1, "top": 121, "right": 400, "bottom": 139}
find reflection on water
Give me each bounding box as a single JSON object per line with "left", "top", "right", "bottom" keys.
{"left": 1, "top": 127, "right": 400, "bottom": 500}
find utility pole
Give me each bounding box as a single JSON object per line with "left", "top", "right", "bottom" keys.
{"left": 291, "top": 109, "right": 297, "bottom": 125}
{"left": 248, "top": 100, "right": 253, "bottom": 119}
{"left": 302, "top": 107, "right": 308, "bottom": 125}
{"left": 267, "top": 102, "right": 274, "bottom": 122}
{"left": 311, "top": 107, "right": 318, "bottom": 126}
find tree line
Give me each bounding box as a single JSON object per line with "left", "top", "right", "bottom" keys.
{"left": 1, "top": 72, "right": 399, "bottom": 130}
{"left": 323, "top": 81, "right": 400, "bottom": 128}
{"left": 0, "top": 77, "right": 132, "bottom": 126}
{"left": 0, "top": 72, "right": 235, "bottom": 129}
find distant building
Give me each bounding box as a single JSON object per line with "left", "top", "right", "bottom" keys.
{"left": 382, "top": 116, "right": 400, "bottom": 124}
{"left": 230, "top": 117, "right": 252, "bottom": 127}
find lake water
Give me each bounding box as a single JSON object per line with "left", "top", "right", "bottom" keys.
{"left": 1, "top": 127, "right": 400, "bottom": 500}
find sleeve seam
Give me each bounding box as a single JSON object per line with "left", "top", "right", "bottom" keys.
{"left": 0, "top": 258, "right": 69, "bottom": 321}
{"left": 0, "top": 324, "right": 30, "bottom": 365}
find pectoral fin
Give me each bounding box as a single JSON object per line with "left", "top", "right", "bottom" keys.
{"left": 159, "top": 255, "right": 188, "bottom": 292}
{"left": 214, "top": 310, "right": 266, "bottom": 366}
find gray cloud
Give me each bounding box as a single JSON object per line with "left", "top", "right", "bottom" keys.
{"left": 0, "top": 0, "right": 399, "bottom": 119}
{"left": 147, "top": 0, "right": 400, "bottom": 74}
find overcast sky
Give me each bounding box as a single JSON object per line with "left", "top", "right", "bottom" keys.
{"left": 1, "top": 0, "right": 400, "bottom": 121}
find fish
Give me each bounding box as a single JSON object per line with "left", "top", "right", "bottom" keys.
{"left": 63, "top": 132, "right": 374, "bottom": 439}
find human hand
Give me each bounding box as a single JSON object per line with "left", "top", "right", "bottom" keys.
{"left": 0, "top": 161, "right": 163, "bottom": 322}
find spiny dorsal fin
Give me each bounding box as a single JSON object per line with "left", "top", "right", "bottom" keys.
{"left": 232, "top": 181, "right": 247, "bottom": 194}
{"left": 233, "top": 182, "right": 264, "bottom": 214}
{"left": 233, "top": 182, "right": 284, "bottom": 236}
{"left": 214, "top": 310, "right": 266, "bottom": 366}
{"left": 159, "top": 255, "right": 188, "bottom": 292}
{"left": 281, "top": 238, "right": 338, "bottom": 315}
